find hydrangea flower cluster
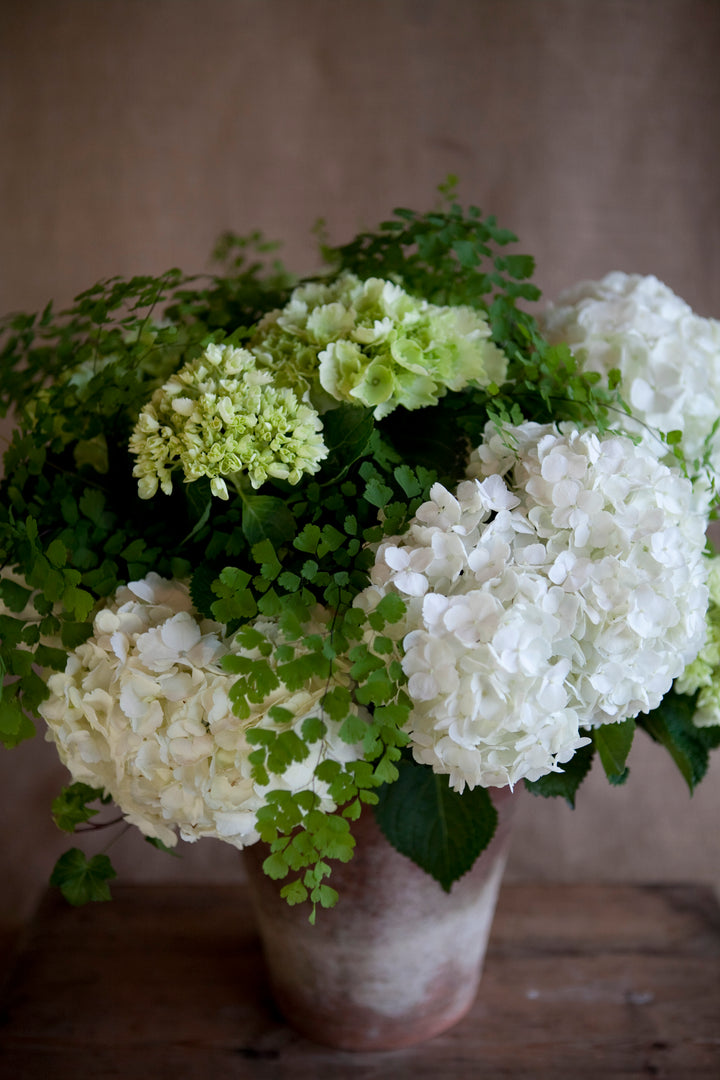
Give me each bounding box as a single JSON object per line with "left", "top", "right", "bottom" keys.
{"left": 38, "top": 574, "right": 360, "bottom": 849}
{"left": 675, "top": 556, "right": 720, "bottom": 728}
{"left": 129, "top": 342, "right": 327, "bottom": 499}
{"left": 361, "top": 422, "right": 708, "bottom": 791}
{"left": 541, "top": 272, "right": 720, "bottom": 493}
{"left": 250, "top": 272, "right": 507, "bottom": 419}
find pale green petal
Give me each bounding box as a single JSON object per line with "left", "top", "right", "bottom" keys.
{"left": 249, "top": 270, "right": 507, "bottom": 419}
{"left": 349, "top": 361, "right": 395, "bottom": 407}
{"left": 130, "top": 344, "right": 328, "bottom": 498}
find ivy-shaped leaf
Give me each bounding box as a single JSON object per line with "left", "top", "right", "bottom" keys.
{"left": 50, "top": 848, "right": 117, "bottom": 906}
{"left": 51, "top": 782, "right": 110, "bottom": 832}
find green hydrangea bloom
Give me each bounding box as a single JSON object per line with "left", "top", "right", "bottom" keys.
{"left": 250, "top": 272, "right": 507, "bottom": 419}
{"left": 676, "top": 556, "right": 720, "bottom": 726}
{"left": 129, "top": 343, "right": 327, "bottom": 499}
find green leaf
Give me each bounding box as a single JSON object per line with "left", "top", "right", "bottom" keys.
{"left": 339, "top": 712, "right": 369, "bottom": 744}
{"left": 301, "top": 715, "right": 327, "bottom": 742}
{"left": 593, "top": 718, "right": 635, "bottom": 785}
{"left": 0, "top": 577, "right": 33, "bottom": 612}
{"left": 502, "top": 253, "right": 535, "bottom": 279}
{"left": 51, "top": 782, "right": 108, "bottom": 832}
{"left": 364, "top": 476, "right": 394, "bottom": 508}
{"left": 524, "top": 741, "right": 595, "bottom": 807}
{"left": 60, "top": 620, "right": 94, "bottom": 649}
{"left": 241, "top": 494, "right": 295, "bottom": 545}
{"left": 78, "top": 488, "right": 110, "bottom": 526}
{"left": 0, "top": 696, "right": 35, "bottom": 748}
{"left": 294, "top": 523, "right": 321, "bottom": 554}
{"left": 50, "top": 848, "right": 117, "bottom": 906}
{"left": 365, "top": 593, "right": 406, "bottom": 632}
{"left": 263, "top": 851, "right": 290, "bottom": 879}
{"left": 46, "top": 538, "right": 67, "bottom": 568}
{"left": 393, "top": 464, "right": 421, "bottom": 497}
{"left": 638, "top": 690, "right": 712, "bottom": 792}
{"left": 181, "top": 481, "right": 213, "bottom": 544}
{"left": 35, "top": 644, "right": 70, "bottom": 671}
{"left": 319, "top": 404, "right": 374, "bottom": 476}
{"left": 373, "top": 755, "right": 497, "bottom": 891}
{"left": 280, "top": 879, "right": 308, "bottom": 905}
{"left": 145, "top": 836, "right": 181, "bottom": 857}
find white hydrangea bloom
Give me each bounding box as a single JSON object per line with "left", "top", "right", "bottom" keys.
{"left": 39, "top": 574, "right": 361, "bottom": 849}
{"left": 130, "top": 342, "right": 327, "bottom": 499}
{"left": 675, "top": 555, "right": 720, "bottom": 728}
{"left": 541, "top": 272, "right": 720, "bottom": 499}
{"left": 251, "top": 272, "right": 507, "bottom": 419}
{"left": 360, "top": 422, "right": 708, "bottom": 791}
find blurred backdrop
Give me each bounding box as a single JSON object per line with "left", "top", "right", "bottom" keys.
{"left": 2, "top": 0, "right": 719, "bottom": 947}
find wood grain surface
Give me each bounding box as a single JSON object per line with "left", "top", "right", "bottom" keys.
{"left": 1, "top": 883, "right": 718, "bottom": 1078}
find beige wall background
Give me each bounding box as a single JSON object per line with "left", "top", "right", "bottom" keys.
{"left": 2, "top": 0, "right": 720, "bottom": 943}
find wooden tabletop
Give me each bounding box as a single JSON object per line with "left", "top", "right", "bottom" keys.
{"left": 0, "top": 882, "right": 718, "bottom": 1078}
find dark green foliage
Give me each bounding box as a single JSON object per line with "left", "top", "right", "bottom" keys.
{"left": 638, "top": 690, "right": 720, "bottom": 792}
{"left": 0, "top": 189, "right": 689, "bottom": 914}
{"left": 49, "top": 848, "right": 117, "bottom": 905}
{"left": 593, "top": 718, "right": 635, "bottom": 785}
{"left": 373, "top": 753, "right": 498, "bottom": 891}
{"left": 524, "top": 742, "right": 595, "bottom": 807}
{"left": 51, "top": 783, "right": 111, "bottom": 832}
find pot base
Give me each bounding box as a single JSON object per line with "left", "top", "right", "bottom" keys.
{"left": 244, "top": 788, "right": 516, "bottom": 1051}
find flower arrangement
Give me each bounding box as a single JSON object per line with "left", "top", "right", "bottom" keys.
{"left": 2, "top": 186, "right": 719, "bottom": 918}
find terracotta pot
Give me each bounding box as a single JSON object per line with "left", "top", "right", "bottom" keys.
{"left": 243, "top": 787, "right": 517, "bottom": 1051}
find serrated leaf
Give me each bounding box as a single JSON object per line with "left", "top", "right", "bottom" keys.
{"left": 241, "top": 494, "right": 295, "bottom": 545}
{"left": 524, "top": 741, "right": 595, "bottom": 807}
{"left": 181, "top": 481, "right": 212, "bottom": 544}
{"left": 373, "top": 756, "right": 497, "bottom": 891}
{"left": 50, "top": 848, "right": 117, "bottom": 906}
{"left": 319, "top": 404, "right": 374, "bottom": 477}
{"left": 638, "top": 690, "right": 711, "bottom": 792}
{"left": 594, "top": 718, "right": 635, "bottom": 784}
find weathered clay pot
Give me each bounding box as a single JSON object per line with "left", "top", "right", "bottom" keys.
{"left": 243, "top": 787, "right": 517, "bottom": 1051}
